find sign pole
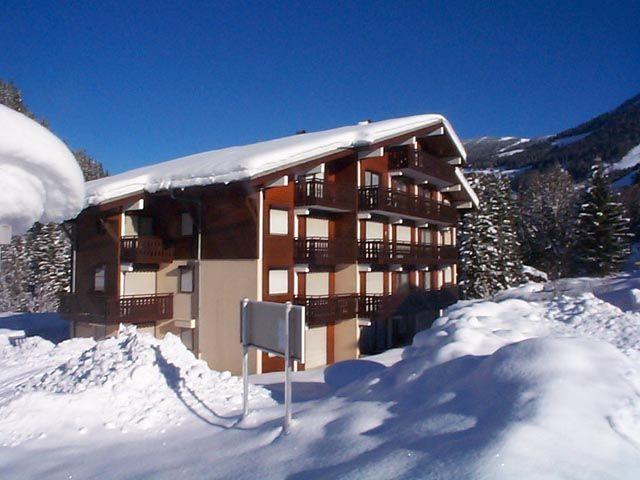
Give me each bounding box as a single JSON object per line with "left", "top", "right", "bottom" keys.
{"left": 241, "top": 298, "right": 249, "bottom": 420}
{"left": 284, "top": 301, "right": 292, "bottom": 435}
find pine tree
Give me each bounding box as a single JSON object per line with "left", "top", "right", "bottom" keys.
{"left": 518, "top": 165, "right": 578, "bottom": 278}
{"left": 458, "top": 172, "right": 525, "bottom": 299}
{"left": 574, "top": 160, "right": 631, "bottom": 275}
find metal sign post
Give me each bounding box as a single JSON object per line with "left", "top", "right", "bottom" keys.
{"left": 240, "top": 298, "right": 305, "bottom": 435}
{"left": 283, "top": 301, "right": 292, "bottom": 435}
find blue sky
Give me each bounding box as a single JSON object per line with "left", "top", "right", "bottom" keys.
{"left": 1, "top": 1, "right": 639, "bottom": 174}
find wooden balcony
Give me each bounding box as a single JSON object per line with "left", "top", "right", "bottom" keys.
{"left": 388, "top": 148, "right": 458, "bottom": 187}
{"left": 59, "top": 293, "right": 173, "bottom": 325}
{"left": 295, "top": 179, "right": 355, "bottom": 212}
{"left": 358, "top": 240, "right": 428, "bottom": 265}
{"left": 294, "top": 237, "right": 356, "bottom": 266}
{"left": 358, "top": 187, "right": 458, "bottom": 224}
{"left": 294, "top": 294, "right": 358, "bottom": 327}
{"left": 357, "top": 294, "right": 394, "bottom": 318}
{"left": 121, "top": 236, "right": 173, "bottom": 264}
{"left": 436, "top": 245, "right": 459, "bottom": 265}
{"left": 358, "top": 286, "right": 459, "bottom": 319}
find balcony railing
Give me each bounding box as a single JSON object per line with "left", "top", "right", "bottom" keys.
{"left": 358, "top": 187, "right": 457, "bottom": 224}
{"left": 121, "top": 236, "right": 173, "bottom": 264}
{"left": 295, "top": 179, "right": 355, "bottom": 211}
{"left": 294, "top": 237, "right": 357, "bottom": 265}
{"left": 59, "top": 293, "right": 173, "bottom": 325}
{"left": 437, "top": 245, "right": 459, "bottom": 264}
{"left": 359, "top": 240, "right": 439, "bottom": 265}
{"left": 357, "top": 294, "right": 393, "bottom": 318}
{"left": 294, "top": 294, "right": 358, "bottom": 327}
{"left": 388, "top": 148, "right": 458, "bottom": 185}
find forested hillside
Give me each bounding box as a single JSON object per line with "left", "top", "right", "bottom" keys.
{"left": 464, "top": 93, "right": 640, "bottom": 180}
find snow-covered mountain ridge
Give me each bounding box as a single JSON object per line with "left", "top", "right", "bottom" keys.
{"left": 464, "top": 92, "right": 640, "bottom": 181}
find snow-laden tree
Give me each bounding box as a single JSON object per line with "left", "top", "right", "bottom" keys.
{"left": 458, "top": 172, "right": 524, "bottom": 299}
{"left": 0, "top": 79, "right": 107, "bottom": 312}
{"left": 518, "top": 165, "right": 578, "bottom": 279}
{"left": 574, "top": 160, "right": 631, "bottom": 275}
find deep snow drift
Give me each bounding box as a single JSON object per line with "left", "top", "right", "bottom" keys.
{"left": 2, "top": 278, "right": 640, "bottom": 479}
{"left": 0, "top": 105, "right": 84, "bottom": 235}
{"left": 0, "top": 325, "right": 273, "bottom": 446}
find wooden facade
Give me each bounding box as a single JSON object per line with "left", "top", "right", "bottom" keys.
{"left": 61, "top": 120, "right": 473, "bottom": 373}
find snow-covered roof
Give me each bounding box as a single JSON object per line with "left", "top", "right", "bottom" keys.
{"left": 86, "top": 114, "right": 469, "bottom": 207}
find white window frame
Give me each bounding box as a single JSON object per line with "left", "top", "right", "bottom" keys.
{"left": 269, "top": 208, "right": 289, "bottom": 235}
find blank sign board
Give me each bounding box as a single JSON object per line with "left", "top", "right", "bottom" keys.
{"left": 241, "top": 300, "right": 305, "bottom": 363}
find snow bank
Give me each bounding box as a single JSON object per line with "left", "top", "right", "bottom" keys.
{"left": 85, "top": 114, "right": 467, "bottom": 205}
{"left": 0, "top": 105, "right": 85, "bottom": 235}
{"left": 0, "top": 326, "right": 273, "bottom": 446}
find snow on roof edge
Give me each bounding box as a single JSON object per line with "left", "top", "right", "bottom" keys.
{"left": 85, "top": 114, "right": 468, "bottom": 207}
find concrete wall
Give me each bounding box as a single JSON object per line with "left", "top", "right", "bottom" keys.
{"left": 334, "top": 263, "right": 359, "bottom": 360}
{"left": 199, "top": 259, "right": 261, "bottom": 375}
{"left": 334, "top": 318, "right": 358, "bottom": 362}
{"left": 305, "top": 325, "right": 327, "bottom": 368}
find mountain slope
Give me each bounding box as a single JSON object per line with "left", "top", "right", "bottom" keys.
{"left": 464, "top": 93, "right": 640, "bottom": 179}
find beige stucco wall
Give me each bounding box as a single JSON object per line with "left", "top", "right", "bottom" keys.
{"left": 334, "top": 264, "right": 359, "bottom": 361}
{"left": 334, "top": 318, "right": 359, "bottom": 362}
{"left": 305, "top": 325, "right": 327, "bottom": 368}
{"left": 198, "top": 260, "right": 261, "bottom": 375}
{"left": 157, "top": 260, "right": 196, "bottom": 322}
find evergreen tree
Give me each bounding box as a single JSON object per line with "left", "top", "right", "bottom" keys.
{"left": 574, "top": 160, "right": 631, "bottom": 275}
{"left": 518, "top": 165, "right": 578, "bottom": 278}
{"left": 458, "top": 172, "right": 525, "bottom": 299}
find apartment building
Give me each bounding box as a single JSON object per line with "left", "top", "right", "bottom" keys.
{"left": 60, "top": 114, "right": 478, "bottom": 374}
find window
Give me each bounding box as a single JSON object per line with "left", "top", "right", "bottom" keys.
{"left": 443, "top": 266, "right": 453, "bottom": 284}
{"left": 422, "top": 271, "right": 432, "bottom": 290}
{"left": 268, "top": 269, "right": 289, "bottom": 295}
{"left": 181, "top": 212, "right": 194, "bottom": 236}
{"left": 94, "top": 265, "right": 106, "bottom": 292}
{"left": 394, "top": 272, "right": 410, "bottom": 290}
{"left": 419, "top": 228, "right": 432, "bottom": 245}
{"left": 392, "top": 178, "right": 408, "bottom": 192}
{"left": 364, "top": 171, "right": 380, "bottom": 187}
{"left": 269, "top": 208, "right": 289, "bottom": 235}
{"left": 179, "top": 267, "right": 194, "bottom": 293}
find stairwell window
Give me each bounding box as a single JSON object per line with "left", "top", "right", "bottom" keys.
{"left": 94, "top": 265, "right": 106, "bottom": 292}
{"left": 179, "top": 266, "right": 194, "bottom": 293}
{"left": 269, "top": 208, "right": 289, "bottom": 235}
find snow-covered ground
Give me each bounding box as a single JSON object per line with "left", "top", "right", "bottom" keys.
{"left": 2, "top": 273, "right": 640, "bottom": 479}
